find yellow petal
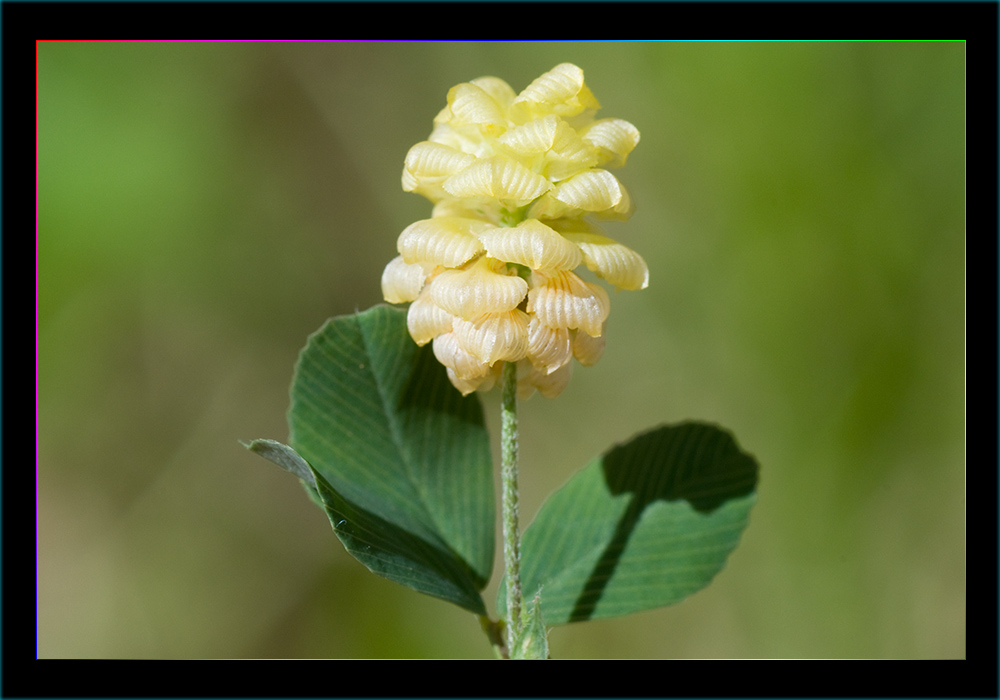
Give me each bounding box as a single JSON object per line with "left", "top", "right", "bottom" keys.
{"left": 527, "top": 270, "right": 610, "bottom": 337}
{"left": 429, "top": 256, "right": 528, "bottom": 320}
{"left": 572, "top": 327, "right": 606, "bottom": 366}
{"left": 381, "top": 255, "right": 428, "bottom": 304}
{"left": 403, "top": 142, "right": 476, "bottom": 183}
{"left": 453, "top": 309, "right": 530, "bottom": 365}
{"left": 545, "top": 131, "right": 600, "bottom": 182}
{"left": 497, "top": 115, "right": 599, "bottom": 182}
{"left": 444, "top": 82, "right": 508, "bottom": 133}
{"left": 498, "top": 114, "right": 561, "bottom": 155}
{"left": 517, "top": 359, "right": 572, "bottom": 399}
{"left": 406, "top": 291, "right": 455, "bottom": 346}
{"left": 478, "top": 219, "right": 582, "bottom": 272}
{"left": 581, "top": 118, "right": 641, "bottom": 169}
{"left": 469, "top": 76, "right": 517, "bottom": 110}
{"left": 552, "top": 169, "right": 624, "bottom": 210}
{"left": 442, "top": 156, "right": 552, "bottom": 207}
{"left": 526, "top": 316, "right": 572, "bottom": 375}
{"left": 446, "top": 363, "right": 502, "bottom": 396}
{"left": 397, "top": 217, "right": 489, "bottom": 268}
{"left": 426, "top": 120, "right": 491, "bottom": 159}
{"left": 527, "top": 169, "right": 632, "bottom": 220}
{"left": 432, "top": 332, "right": 491, "bottom": 381}
{"left": 402, "top": 141, "right": 478, "bottom": 201}
{"left": 512, "top": 63, "right": 600, "bottom": 120}
{"left": 561, "top": 232, "right": 649, "bottom": 290}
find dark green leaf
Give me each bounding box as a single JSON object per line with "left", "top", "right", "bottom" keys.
{"left": 253, "top": 305, "right": 495, "bottom": 615}
{"left": 500, "top": 422, "right": 758, "bottom": 625}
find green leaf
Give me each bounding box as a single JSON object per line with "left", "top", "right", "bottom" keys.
{"left": 500, "top": 422, "right": 758, "bottom": 625}
{"left": 257, "top": 304, "right": 495, "bottom": 615}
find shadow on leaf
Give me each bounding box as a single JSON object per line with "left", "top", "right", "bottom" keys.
{"left": 568, "top": 422, "right": 759, "bottom": 622}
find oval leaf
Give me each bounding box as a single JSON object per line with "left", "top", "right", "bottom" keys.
{"left": 282, "top": 304, "right": 495, "bottom": 615}
{"left": 500, "top": 422, "right": 758, "bottom": 624}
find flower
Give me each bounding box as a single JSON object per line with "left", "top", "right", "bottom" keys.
{"left": 382, "top": 62, "right": 647, "bottom": 398}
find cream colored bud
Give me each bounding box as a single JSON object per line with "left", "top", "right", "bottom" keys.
{"left": 406, "top": 291, "right": 455, "bottom": 346}
{"left": 551, "top": 169, "right": 626, "bottom": 212}
{"left": 517, "top": 358, "right": 573, "bottom": 400}
{"left": 527, "top": 169, "right": 632, "bottom": 220}
{"left": 572, "top": 326, "right": 606, "bottom": 366}
{"left": 404, "top": 141, "right": 476, "bottom": 178}
{"left": 442, "top": 156, "right": 552, "bottom": 207}
{"left": 512, "top": 63, "right": 600, "bottom": 120}
{"left": 581, "top": 118, "right": 641, "bottom": 169}
{"left": 432, "top": 332, "right": 492, "bottom": 381}
{"left": 562, "top": 232, "right": 649, "bottom": 290}
{"left": 446, "top": 369, "right": 485, "bottom": 397}
{"left": 445, "top": 82, "right": 508, "bottom": 133}
{"left": 478, "top": 219, "right": 582, "bottom": 272}
{"left": 526, "top": 316, "right": 572, "bottom": 375}
{"left": 528, "top": 270, "right": 610, "bottom": 337}
{"left": 446, "top": 362, "right": 502, "bottom": 396}
{"left": 453, "top": 309, "right": 530, "bottom": 366}
{"left": 381, "top": 255, "right": 428, "bottom": 304}
{"left": 403, "top": 142, "right": 476, "bottom": 187}
{"left": 397, "top": 217, "right": 490, "bottom": 268}
{"left": 468, "top": 77, "right": 517, "bottom": 110}
{"left": 429, "top": 256, "right": 528, "bottom": 320}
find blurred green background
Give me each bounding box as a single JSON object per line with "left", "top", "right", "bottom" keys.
{"left": 38, "top": 40, "right": 965, "bottom": 659}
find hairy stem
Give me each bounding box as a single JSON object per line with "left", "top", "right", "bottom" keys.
{"left": 501, "top": 360, "right": 523, "bottom": 641}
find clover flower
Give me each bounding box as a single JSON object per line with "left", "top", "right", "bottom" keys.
{"left": 382, "top": 63, "right": 647, "bottom": 398}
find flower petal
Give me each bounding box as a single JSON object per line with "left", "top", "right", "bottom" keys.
{"left": 561, "top": 232, "right": 649, "bottom": 290}
{"left": 527, "top": 169, "right": 633, "bottom": 220}
{"left": 468, "top": 76, "right": 517, "bottom": 110}
{"left": 478, "top": 219, "right": 582, "bottom": 272}
{"left": 512, "top": 63, "right": 600, "bottom": 121}
{"left": 446, "top": 363, "right": 502, "bottom": 396}
{"left": 402, "top": 141, "right": 477, "bottom": 199}
{"left": 572, "top": 326, "right": 606, "bottom": 366}
{"left": 429, "top": 256, "right": 528, "bottom": 320}
{"left": 526, "top": 316, "right": 572, "bottom": 375}
{"left": 498, "top": 114, "right": 558, "bottom": 154}
{"left": 517, "top": 358, "right": 573, "bottom": 399}
{"left": 404, "top": 141, "right": 476, "bottom": 179}
{"left": 381, "top": 255, "right": 428, "bottom": 304}
{"left": 432, "top": 331, "right": 491, "bottom": 381}
{"left": 443, "top": 82, "right": 508, "bottom": 133}
{"left": 453, "top": 309, "right": 530, "bottom": 365}
{"left": 406, "top": 290, "right": 455, "bottom": 346}
{"left": 528, "top": 270, "right": 610, "bottom": 337}
{"left": 397, "top": 217, "right": 489, "bottom": 268}
{"left": 443, "top": 156, "right": 552, "bottom": 207}
{"left": 498, "top": 115, "right": 599, "bottom": 182}
{"left": 581, "top": 118, "right": 641, "bottom": 169}
{"left": 552, "top": 169, "right": 624, "bottom": 210}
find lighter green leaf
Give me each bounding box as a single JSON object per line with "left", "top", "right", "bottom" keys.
{"left": 500, "top": 422, "right": 758, "bottom": 624}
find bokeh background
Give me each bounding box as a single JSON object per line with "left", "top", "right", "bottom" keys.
{"left": 38, "top": 40, "right": 965, "bottom": 659}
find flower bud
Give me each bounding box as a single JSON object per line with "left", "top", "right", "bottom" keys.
{"left": 381, "top": 63, "right": 647, "bottom": 397}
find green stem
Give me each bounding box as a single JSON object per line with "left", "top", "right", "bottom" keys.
{"left": 500, "top": 360, "right": 524, "bottom": 642}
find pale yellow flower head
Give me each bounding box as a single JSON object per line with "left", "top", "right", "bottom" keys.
{"left": 382, "top": 63, "right": 647, "bottom": 398}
